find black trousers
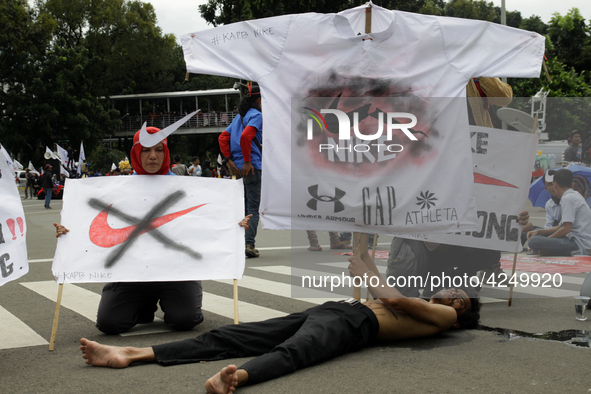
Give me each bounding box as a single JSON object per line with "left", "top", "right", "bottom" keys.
{"left": 152, "top": 301, "right": 379, "bottom": 385}
{"left": 96, "top": 281, "right": 203, "bottom": 335}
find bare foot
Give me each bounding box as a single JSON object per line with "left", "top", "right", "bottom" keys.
{"left": 205, "top": 365, "right": 239, "bottom": 394}
{"left": 80, "top": 338, "right": 134, "bottom": 368}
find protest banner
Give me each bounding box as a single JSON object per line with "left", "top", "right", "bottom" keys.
{"left": 398, "top": 126, "right": 539, "bottom": 253}
{"left": 52, "top": 176, "right": 245, "bottom": 283}
{"left": 290, "top": 97, "right": 482, "bottom": 235}
{"left": 0, "top": 145, "right": 29, "bottom": 286}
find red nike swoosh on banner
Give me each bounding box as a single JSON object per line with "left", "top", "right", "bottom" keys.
{"left": 473, "top": 172, "right": 518, "bottom": 188}
{"left": 89, "top": 204, "right": 207, "bottom": 248}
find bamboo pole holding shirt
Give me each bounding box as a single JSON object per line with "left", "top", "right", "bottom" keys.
{"left": 352, "top": 3, "right": 374, "bottom": 301}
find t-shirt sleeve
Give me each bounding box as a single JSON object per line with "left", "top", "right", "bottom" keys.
{"left": 560, "top": 195, "right": 576, "bottom": 225}
{"left": 544, "top": 205, "right": 555, "bottom": 229}
{"left": 439, "top": 18, "right": 545, "bottom": 79}
{"left": 247, "top": 111, "right": 263, "bottom": 131}
{"left": 181, "top": 15, "right": 293, "bottom": 81}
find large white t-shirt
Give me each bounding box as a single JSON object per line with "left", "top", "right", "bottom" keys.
{"left": 181, "top": 4, "right": 544, "bottom": 233}
{"left": 560, "top": 189, "right": 591, "bottom": 255}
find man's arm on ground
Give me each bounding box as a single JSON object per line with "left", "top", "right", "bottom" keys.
{"left": 528, "top": 226, "right": 560, "bottom": 239}
{"left": 348, "top": 257, "right": 457, "bottom": 330}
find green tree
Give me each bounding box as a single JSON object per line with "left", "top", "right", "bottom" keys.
{"left": 509, "top": 58, "right": 591, "bottom": 140}
{"left": 0, "top": 0, "right": 54, "bottom": 159}
{"left": 444, "top": 0, "right": 496, "bottom": 22}
{"left": 547, "top": 8, "right": 591, "bottom": 75}
{"left": 0, "top": 0, "right": 189, "bottom": 161}
{"left": 198, "top": 0, "right": 447, "bottom": 26}
{"left": 519, "top": 15, "right": 548, "bottom": 35}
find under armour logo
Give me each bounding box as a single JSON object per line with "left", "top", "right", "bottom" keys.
{"left": 307, "top": 185, "right": 346, "bottom": 213}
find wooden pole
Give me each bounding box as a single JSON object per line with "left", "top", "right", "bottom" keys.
{"left": 365, "top": 3, "right": 372, "bottom": 35}
{"left": 48, "top": 283, "right": 64, "bottom": 351}
{"left": 542, "top": 59, "right": 551, "bottom": 82}
{"left": 508, "top": 114, "right": 539, "bottom": 306}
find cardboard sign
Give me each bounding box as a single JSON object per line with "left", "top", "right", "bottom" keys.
{"left": 52, "top": 176, "right": 245, "bottom": 283}
{"left": 0, "top": 145, "right": 28, "bottom": 286}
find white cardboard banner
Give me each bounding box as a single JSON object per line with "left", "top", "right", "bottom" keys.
{"left": 52, "top": 176, "right": 245, "bottom": 283}
{"left": 0, "top": 145, "right": 29, "bottom": 286}
{"left": 399, "top": 126, "right": 539, "bottom": 253}
{"left": 290, "top": 97, "right": 478, "bottom": 234}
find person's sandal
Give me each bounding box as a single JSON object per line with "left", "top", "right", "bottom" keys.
{"left": 308, "top": 244, "right": 322, "bottom": 252}
{"left": 330, "top": 241, "right": 352, "bottom": 250}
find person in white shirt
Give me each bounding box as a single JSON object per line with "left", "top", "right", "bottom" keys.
{"left": 188, "top": 156, "right": 202, "bottom": 177}
{"left": 527, "top": 169, "right": 591, "bottom": 256}
{"left": 521, "top": 170, "right": 562, "bottom": 246}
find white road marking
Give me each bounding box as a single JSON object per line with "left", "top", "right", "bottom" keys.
{"left": 0, "top": 306, "right": 48, "bottom": 349}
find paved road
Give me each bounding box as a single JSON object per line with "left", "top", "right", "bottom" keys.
{"left": 1, "top": 196, "right": 589, "bottom": 393}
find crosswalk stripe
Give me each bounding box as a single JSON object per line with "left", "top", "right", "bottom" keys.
{"left": 21, "top": 281, "right": 101, "bottom": 322}
{"left": 250, "top": 266, "right": 291, "bottom": 275}
{"left": 319, "top": 261, "right": 387, "bottom": 274}
{"left": 12, "top": 265, "right": 584, "bottom": 349}
{"left": 202, "top": 292, "right": 287, "bottom": 321}
{"left": 21, "top": 280, "right": 288, "bottom": 336}
{"left": 214, "top": 276, "right": 341, "bottom": 304}
{"left": 0, "top": 306, "right": 48, "bottom": 349}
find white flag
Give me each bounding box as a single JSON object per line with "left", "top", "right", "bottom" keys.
{"left": 111, "top": 163, "right": 117, "bottom": 171}
{"left": 56, "top": 144, "right": 69, "bottom": 165}
{"left": 12, "top": 159, "right": 23, "bottom": 171}
{"left": 52, "top": 176, "right": 245, "bottom": 283}
{"left": 0, "top": 145, "right": 29, "bottom": 286}
{"left": 28, "top": 161, "right": 39, "bottom": 175}
{"left": 59, "top": 165, "right": 69, "bottom": 178}
{"left": 77, "top": 142, "right": 86, "bottom": 177}
{"left": 1, "top": 145, "right": 13, "bottom": 169}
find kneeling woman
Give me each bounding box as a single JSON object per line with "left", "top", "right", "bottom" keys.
{"left": 55, "top": 127, "right": 249, "bottom": 334}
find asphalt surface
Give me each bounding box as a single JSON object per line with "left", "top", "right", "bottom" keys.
{"left": 1, "top": 191, "right": 589, "bottom": 393}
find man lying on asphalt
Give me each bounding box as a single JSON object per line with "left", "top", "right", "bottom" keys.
{"left": 79, "top": 251, "right": 481, "bottom": 394}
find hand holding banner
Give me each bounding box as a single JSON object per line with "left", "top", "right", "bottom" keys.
{"left": 52, "top": 176, "right": 245, "bottom": 283}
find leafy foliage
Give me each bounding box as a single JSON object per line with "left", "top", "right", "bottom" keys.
{"left": 509, "top": 58, "right": 591, "bottom": 140}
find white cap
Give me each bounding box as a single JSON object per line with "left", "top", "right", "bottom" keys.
{"left": 545, "top": 169, "right": 555, "bottom": 183}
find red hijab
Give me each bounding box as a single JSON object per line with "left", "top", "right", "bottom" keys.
{"left": 130, "top": 127, "right": 170, "bottom": 175}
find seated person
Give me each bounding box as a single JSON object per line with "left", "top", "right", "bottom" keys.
{"left": 387, "top": 240, "right": 498, "bottom": 297}
{"left": 521, "top": 170, "right": 562, "bottom": 246}
{"left": 78, "top": 252, "right": 481, "bottom": 393}
{"left": 55, "top": 126, "right": 250, "bottom": 334}
{"left": 528, "top": 169, "right": 591, "bottom": 256}
{"left": 388, "top": 211, "right": 530, "bottom": 297}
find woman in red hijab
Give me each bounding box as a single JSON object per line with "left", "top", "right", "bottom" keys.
{"left": 130, "top": 127, "right": 173, "bottom": 175}
{"left": 54, "top": 126, "right": 250, "bottom": 334}
{"left": 95, "top": 127, "right": 204, "bottom": 334}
